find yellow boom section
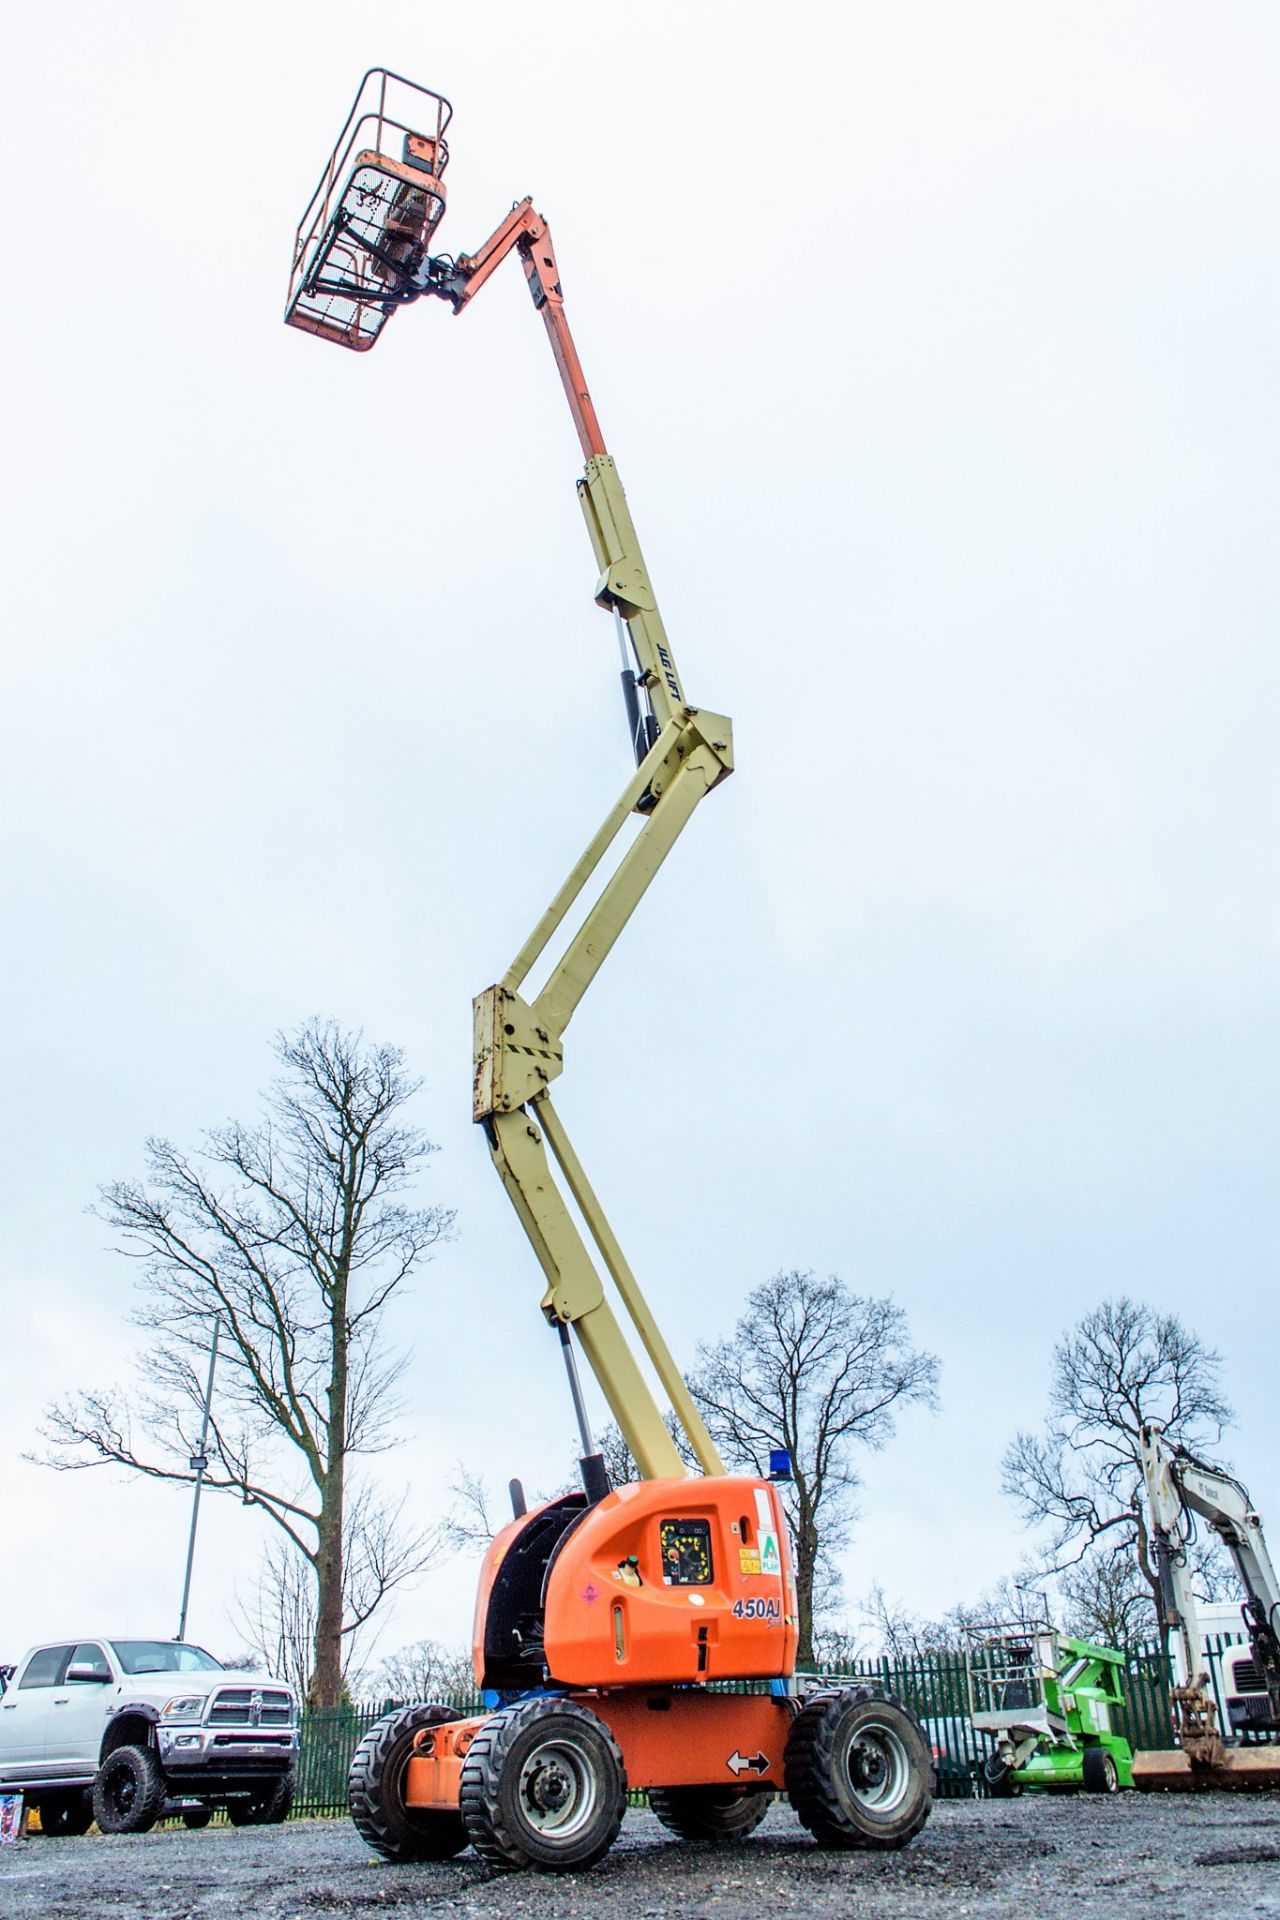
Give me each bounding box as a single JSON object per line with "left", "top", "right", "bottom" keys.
{"left": 473, "top": 457, "right": 729, "bottom": 1479}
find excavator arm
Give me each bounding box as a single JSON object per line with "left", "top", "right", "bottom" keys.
{"left": 1141, "top": 1424, "right": 1280, "bottom": 1709}
{"left": 1135, "top": 1422, "right": 1280, "bottom": 1787}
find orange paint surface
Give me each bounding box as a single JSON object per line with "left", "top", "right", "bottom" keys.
{"left": 591, "top": 1689, "right": 793, "bottom": 1790}
{"left": 543, "top": 1478, "right": 799, "bottom": 1687}
{"left": 404, "top": 1714, "right": 487, "bottom": 1811}
{"left": 402, "top": 1693, "right": 795, "bottom": 1809}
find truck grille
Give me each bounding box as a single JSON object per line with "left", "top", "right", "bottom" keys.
{"left": 211, "top": 1732, "right": 293, "bottom": 1747}
{"left": 1229, "top": 1661, "right": 1264, "bottom": 1695}
{"left": 207, "top": 1686, "right": 294, "bottom": 1729}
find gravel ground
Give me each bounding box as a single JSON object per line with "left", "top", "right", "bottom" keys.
{"left": 2, "top": 1795, "right": 1280, "bottom": 1920}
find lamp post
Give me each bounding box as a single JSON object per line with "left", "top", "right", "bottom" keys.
{"left": 176, "top": 1315, "right": 221, "bottom": 1642}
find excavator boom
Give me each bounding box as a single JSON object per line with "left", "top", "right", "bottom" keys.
{"left": 1132, "top": 1422, "right": 1280, "bottom": 1792}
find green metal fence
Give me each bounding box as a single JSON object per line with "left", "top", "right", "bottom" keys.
{"left": 297, "top": 1693, "right": 485, "bottom": 1816}
{"left": 294, "top": 1641, "right": 1192, "bottom": 1818}
{"left": 1113, "top": 1646, "right": 1176, "bottom": 1755}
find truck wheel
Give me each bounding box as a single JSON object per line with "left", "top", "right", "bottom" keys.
{"left": 93, "top": 1744, "right": 167, "bottom": 1834}
{"left": 1082, "top": 1747, "right": 1119, "bottom": 1795}
{"left": 227, "top": 1770, "right": 295, "bottom": 1826}
{"left": 182, "top": 1806, "right": 214, "bottom": 1829}
{"left": 349, "top": 1705, "right": 469, "bottom": 1863}
{"left": 34, "top": 1789, "right": 94, "bottom": 1837}
{"left": 649, "top": 1785, "right": 771, "bottom": 1841}
{"left": 459, "top": 1697, "right": 626, "bottom": 1872}
{"left": 983, "top": 1753, "right": 1022, "bottom": 1798}
{"left": 785, "top": 1686, "right": 932, "bottom": 1850}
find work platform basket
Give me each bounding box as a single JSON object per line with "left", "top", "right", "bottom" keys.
{"left": 286, "top": 69, "right": 452, "bottom": 351}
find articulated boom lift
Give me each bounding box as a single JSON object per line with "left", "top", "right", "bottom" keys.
{"left": 1132, "top": 1422, "right": 1280, "bottom": 1791}
{"left": 285, "top": 72, "right": 934, "bottom": 1873}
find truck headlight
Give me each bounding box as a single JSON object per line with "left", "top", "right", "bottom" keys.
{"left": 162, "top": 1695, "right": 207, "bottom": 1720}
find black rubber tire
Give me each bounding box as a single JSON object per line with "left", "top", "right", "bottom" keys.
{"left": 182, "top": 1806, "right": 214, "bottom": 1829}
{"left": 93, "top": 1744, "right": 167, "bottom": 1835}
{"left": 34, "top": 1789, "right": 94, "bottom": 1837}
{"left": 785, "top": 1686, "right": 932, "bottom": 1851}
{"left": 983, "top": 1753, "right": 1022, "bottom": 1798}
{"left": 459, "top": 1697, "right": 626, "bottom": 1872}
{"left": 1082, "top": 1746, "right": 1119, "bottom": 1795}
{"left": 227, "top": 1770, "right": 296, "bottom": 1827}
{"left": 349, "top": 1705, "right": 469, "bottom": 1863}
{"left": 649, "top": 1785, "right": 772, "bottom": 1841}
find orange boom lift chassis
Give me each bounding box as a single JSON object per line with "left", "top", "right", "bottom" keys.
{"left": 285, "top": 70, "right": 934, "bottom": 1872}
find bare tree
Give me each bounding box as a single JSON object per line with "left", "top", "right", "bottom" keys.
{"left": 231, "top": 1486, "right": 438, "bottom": 1702}
{"left": 576, "top": 1415, "right": 696, "bottom": 1493}
{"left": 1058, "top": 1547, "right": 1156, "bottom": 1647}
{"left": 440, "top": 1465, "right": 501, "bottom": 1553}
{"left": 37, "top": 1021, "right": 453, "bottom": 1708}
{"left": 689, "top": 1271, "right": 939, "bottom": 1667}
{"left": 232, "top": 1537, "right": 327, "bottom": 1704}
{"left": 1002, "top": 1297, "right": 1233, "bottom": 1621}
{"left": 1058, "top": 1533, "right": 1237, "bottom": 1650}
{"left": 858, "top": 1574, "right": 1034, "bottom": 1660}
{"left": 810, "top": 1622, "right": 865, "bottom": 1669}
{"left": 372, "top": 1639, "right": 478, "bottom": 1709}
{"left": 859, "top": 1582, "right": 957, "bottom": 1661}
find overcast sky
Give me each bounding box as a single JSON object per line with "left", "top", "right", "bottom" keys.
{"left": 2, "top": 1, "right": 1276, "bottom": 1677}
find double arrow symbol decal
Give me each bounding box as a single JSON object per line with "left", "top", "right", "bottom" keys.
{"left": 727, "top": 1749, "right": 770, "bottom": 1777}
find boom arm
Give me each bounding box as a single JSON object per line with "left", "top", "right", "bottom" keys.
{"left": 1141, "top": 1422, "right": 1280, "bottom": 1719}
{"left": 424, "top": 200, "right": 690, "bottom": 735}
{"left": 420, "top": 202, "right": 726, "bottom": 1481}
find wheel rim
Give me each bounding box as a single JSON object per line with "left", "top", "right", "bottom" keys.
{"left": 516, "top": 1733, "right": 599, "bottom": 1843}
{"left": 107, "top": 1764, "right": 136, "bottom": 1818}
{"left": 838, "top": 1718, "right": 913, "bottom": 1818}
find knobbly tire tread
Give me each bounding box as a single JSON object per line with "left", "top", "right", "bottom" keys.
{"left": 648, "top": 1785, "right": 772, "bottom": 1841}
{"left": 1082, "top": 1746, "right": 1119, "bottom": 1794}
{"left": 784, "top": 1684, "right": 932, "bottom": 1851}
{"left": 34, "top": 1790, "right": 93, "bottom": 1837}
{"left": 458, "top": 1696, "right": 626, "bottom": 1873}
{"left": 457, "top": 1714, "right": 524, "bottom": 1871}
{"left": 983, "top": 1754, "right": 1022, "bottom": 1798}
{"left": 92, "top": 1743, "right": 168, "bottom": 1835}
{"left": 228, "top": 1768, "right": 296, "bottom": 1826}
{"left": 349, "top": 1705, "right": 468, "bottom": 1862}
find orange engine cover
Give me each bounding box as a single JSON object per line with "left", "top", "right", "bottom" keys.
{"left": 536, "top": 1476, "right": 799, "bottom": 1688}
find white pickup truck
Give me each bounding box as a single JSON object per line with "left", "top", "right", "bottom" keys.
{"left": 0, "top": 1638, "right": 298, "bottom": 1835}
